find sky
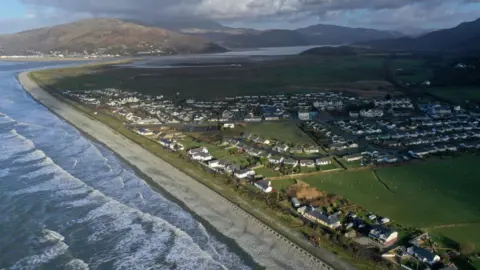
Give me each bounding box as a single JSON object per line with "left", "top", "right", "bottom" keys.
{"left": 1, "top": 0, "right": 480, "bottom": 34}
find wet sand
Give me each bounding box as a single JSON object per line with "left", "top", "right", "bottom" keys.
{"left": 19, "top": 71, "right": 354, "bottom": 270}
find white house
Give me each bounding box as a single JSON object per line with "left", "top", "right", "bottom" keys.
{"left": 158, "top": 138, "right": 172, "bottom": 147}
{"left": 369, "top": 226, "right": 398, "bottom": 246}
{"left": 208, "top": 160, "right": 221, "bottom": 168}
{"left": 188, "top": 147, "right": 208, "bottom": 155}
{"left": 136, "top": 128, "right": 153, "bottom": 136}
{"left": 254, "top": 180, "right": 273, "bottom": 193}
{"left": 283, "top": 159, "right": 299, "bottom": 167}
{"left": 223, "top": 123, "right": 235, "bottom": 129}
{"left": 315, "top": 158, "right": 332, "bottom": 166}
{"left": 343, "top": 153, "right": 363, "bottom": 162}
{"left": 190, "top": 152, "right": 213, "bottom": 162}
{"left": 234, "top": 169, "right": 255, "bottom": 179}
{"left": 268, "top": 156, "right": 284, "bottom": 165}
{"left": 407, "top": 246, "right": 441, "bottom": 265}
{"left": 300, "top": 160, "right": 315, "bottom": 168}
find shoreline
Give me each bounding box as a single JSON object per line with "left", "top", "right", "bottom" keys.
{"left": 18, "top": 71, "right": 347, "bottom": 270}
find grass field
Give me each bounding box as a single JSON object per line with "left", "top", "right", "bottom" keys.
{"left": 31, "top": 55, "right": 393, "bottom": 100}
{"left": 426, "top": 86, "right": 480, "bottom": 104}
{"left": 392, "top": 58, "right": 432, "bottom": 84}
{"left": 430, "top": 225, "right": 480, "bottom": 252}
{"left": 242, "top": 122, "right": 315, "bottom": 145}
{"left": 254, "top": 167, "right": 282, "bottom": 177}
{"left": 289, "top": 156, "right": 480, "bottom": 250}
{"left": 271, "top": 178, "right": 297, "bottom": 190}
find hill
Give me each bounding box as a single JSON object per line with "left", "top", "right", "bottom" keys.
{"left": 363, "top": 17, "right": 480, "bottom": 52}
{"left": 0, "top": 18, "right": 227, "bottom": 55}
{"left": 145, "top": 20, "right": 404, "bottom": 49}
{"left": 296, "top": 24, "right": 403, "bottom": 45}
{"left": 300, "top": 46, "right": 357, "bottom": 56}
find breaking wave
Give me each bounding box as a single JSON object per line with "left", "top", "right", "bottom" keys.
{"left": 0, "top": 66, "right": 251, "bottom": 269}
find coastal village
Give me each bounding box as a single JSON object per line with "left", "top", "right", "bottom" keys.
{"left": 61, "top": 87, "right": 480, "bottom": 270}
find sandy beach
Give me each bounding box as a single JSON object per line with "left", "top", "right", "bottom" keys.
{"left": 18, "top": 71, "right": 354, "bottom": 270}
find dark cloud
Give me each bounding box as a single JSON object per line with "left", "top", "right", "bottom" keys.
{"left": 0, "top": 0, "right": 478, "bottom": 33}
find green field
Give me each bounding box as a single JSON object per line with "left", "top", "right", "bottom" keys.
{"left": 294, "top": 156, "right": 480, "bottom": 250}
{"left": 31, "top": 55, "right": 393, "bottom": 100}
{"left": 254, "top": 167, "right": 282, "bottom": 177}
{"left": 271, "top": 178, "right": 297, "bottom": 190}
{"left": 242, "top": 122, "right": 315, "bottom": 145}
{"left": 392, "top": 58, "right": 433, "bottom": 84}
{"left": 430, "top": 225, "right": 480, "bottom": 252}
{"left": 426, "top": 86, "right": 480, "bottom": 104}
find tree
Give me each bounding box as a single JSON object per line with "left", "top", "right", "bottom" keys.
{"left": 460, "top": 242, "right": 476, "bottom": 256}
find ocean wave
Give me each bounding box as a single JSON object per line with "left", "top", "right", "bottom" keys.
{"left": 65, "top": 259, "right": 90, "bottom": 270}
{"left": 10, "top": 241, "right": 69, "bottom": 270}
{"left": 0, "top": 106, "right": 250, "bottom": 269}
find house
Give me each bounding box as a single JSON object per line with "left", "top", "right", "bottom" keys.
{"left": 188, "top": 147, "right": 208, "bottom": 155}
{"left": 369, "top": 226, "right": 398, "bottom": 246}
{"left": 316, "top": 158, "right": 332, "bottom": 166}
{"left": 274, "top": 144, "right": 290, "bottom": 152}
{"left": 291, "top": 197, "right": 301, "bottom": 208}
{"left": 223, "top": 123, "right": 235, "bottom": 129}
{"left": 343, "top": 153, "right": 363, "bottom": 162}
{"left": 407, "top": 246, "right": 441, "bottom": 265}
{"left": 300, "top": 160, "right": 315, "bottom": 168}
{"left": 208, "top": 160, "right": 221, "bottom": 168}
{"left": 234, "top": 169, "right": 255, "bottom": 179}
{"left": 290, "top": 146, "right": 303, "bottom": 153}
{"left": 298, "top": 111, "right": 312, "bottom": 121}
{"left": 283, "top": 158, "right": 299, "bottom": 167}
{"left": 254, "top": 180, "right": 273, "bottom": 193}
{"left": 225, "top": 164, "right": 240, "bottom": 174}
{"left": 268, "top": 156, "right": 284, "bottom": 165}
{"left": 158, "top": 138, "right": 172, "bottom": 147}
{"left": 190, "top": 152, "right": 213, "bottom": 162}
{"left": 303, "top": 209, "right": 341, "bottom": 229}
{"left": 136, "top": 128, "right": 153, "bottom": 136}
{"left": 304, "top": 146, "right": 320, "bottom": 153}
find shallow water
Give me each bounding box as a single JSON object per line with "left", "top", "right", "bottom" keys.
{"left": 0, "top": 61, "right": 253, "bottom": 269}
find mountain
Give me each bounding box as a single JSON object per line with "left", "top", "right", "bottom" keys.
{"left": 217, "top": 30, "right": 311, "bottom": 48}
{"left": 296, "top": 24, "right": 403, "bottom": 45}
{"left": 300, "top": 46, "right": 357, "bottom": 56}
{"left": 0, "top": 18, "right": 227, "bottom": 55}
{"left": 140, "top": 20, "right": 404, "bottom": 49}
{"left": 363, "top": 18, "right": 480, "bottom": 52}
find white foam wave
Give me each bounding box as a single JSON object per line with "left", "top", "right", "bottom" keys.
{"left": 12, "top": 149, "right": 46, "bottom": 164}
{"left": 65, "top": 259, "right": 90, "bottom": 270}
{"left": 0, "top": 111, "right": 247, "bottom": 269}
{"left": 0, "top": 168, "right": 9, "bottom": 178}
{"left": 10, "top": 241, "right": 69, "bottom": 270}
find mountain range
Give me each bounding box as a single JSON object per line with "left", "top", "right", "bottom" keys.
{"left": 362, "top": 18, "right": 480, "bottom": 52}
{"left": 0, "top": 18, "right": 405, "bottom": 55}
{"left": 1, "top": 17, "right": 480, "bottom": 55}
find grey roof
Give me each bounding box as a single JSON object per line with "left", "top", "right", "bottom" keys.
{"left": 307, "top": 210, "right": 339, "bottom": 225}
{"left": 255, "top": 179, "right": 270, "bottom": 189}
{"left": 411, "top": 246, "right": 437, "bottom": 262}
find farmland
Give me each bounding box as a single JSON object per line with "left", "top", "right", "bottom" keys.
{"left": 426, "top": 86, "right": 480, "bottom": 104}
{"left": 31, "top": 55, "right": 395, "bottom": 100}
{"left": 392, "top": 58, "right": 433, "bottom": 84}
{"left": 284, "top": 155, "right": 480, "bottom": 250}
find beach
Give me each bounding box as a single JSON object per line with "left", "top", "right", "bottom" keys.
{"left": 18, "top": 71, "right": 355, "bottom": 270}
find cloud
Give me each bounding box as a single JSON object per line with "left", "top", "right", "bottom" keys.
{"left": 1, "top": 0, "right": 478, "bottom": 33}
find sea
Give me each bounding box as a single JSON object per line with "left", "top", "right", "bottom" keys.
{"left": 0, "top": 61, "right": 257, "bottom": 269}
